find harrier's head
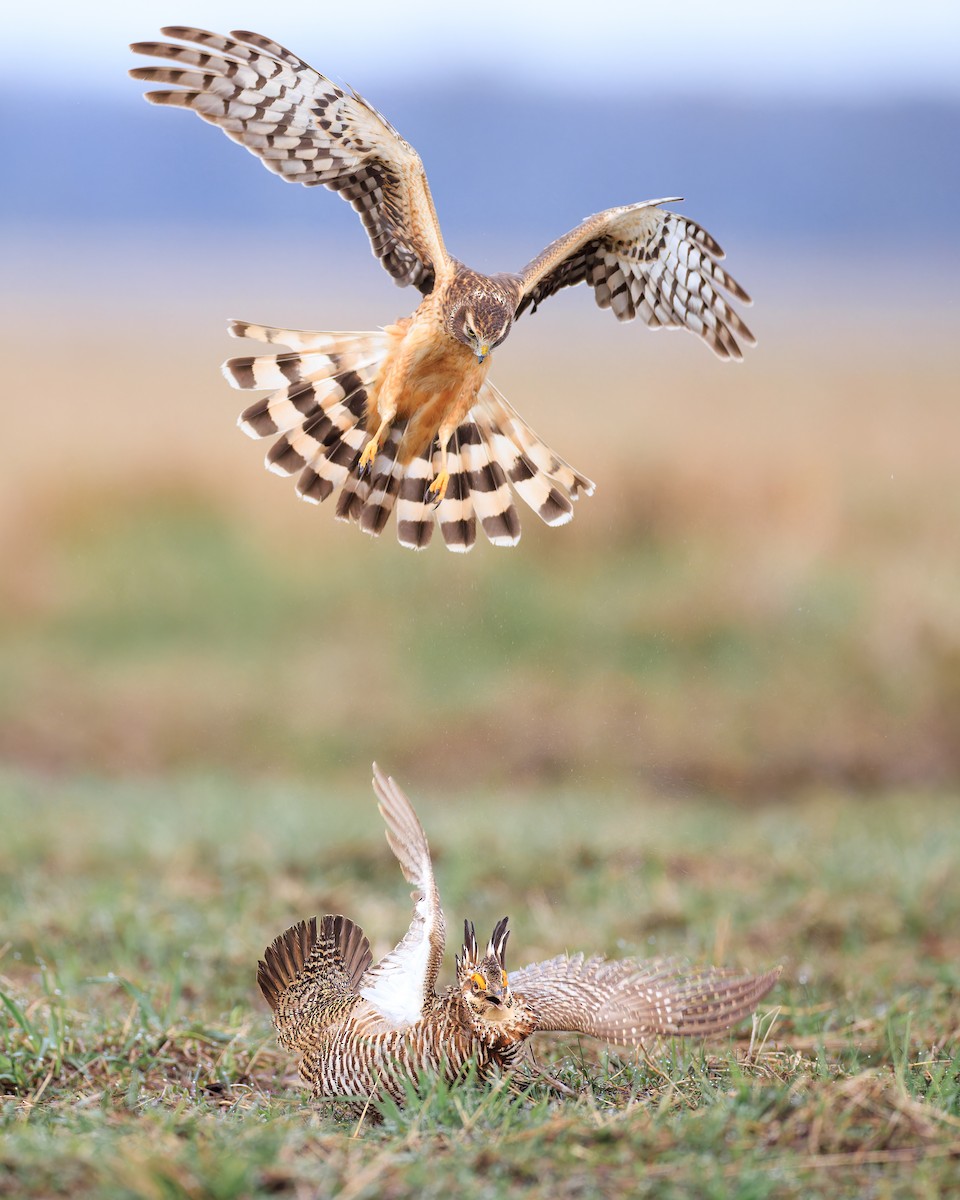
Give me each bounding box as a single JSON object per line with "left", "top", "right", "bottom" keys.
{"left": 456, "top": 917, "right": 513, "bottom": 1022}
{"left": 446, "top": 272, "right": 522, "bottom": 363}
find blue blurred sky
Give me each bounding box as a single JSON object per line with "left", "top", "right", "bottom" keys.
{"left": 6, "top": 0, "right": 960, "bottom": 97}
{"left": 3, "top": 0, "right": 959, "bottom": 290}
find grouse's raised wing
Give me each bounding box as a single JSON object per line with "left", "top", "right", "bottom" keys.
{"left": 510, "top": 954, "right": 779, "bottom": 1043}
{"left": 516, "top": 200, "right": 755, "bottom": 359}
{"left": 356, "top": 765, "right": 446, "bottom": 1029}
{"left": 130, "top": 28, "right": 446, "bottom": 293}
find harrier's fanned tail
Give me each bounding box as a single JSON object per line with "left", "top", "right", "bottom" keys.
{"left": 226, "top": 324, "right": 595, "bottom": 552}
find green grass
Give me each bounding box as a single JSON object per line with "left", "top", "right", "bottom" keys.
{"left": 3, "top": 327, "right": 960, "bottom": 1196}
{"left": 4, "top": 486, "right": 960, "bottom": 796}
{"left": 3, "top": 773, "right": 960, "bottom": 1197}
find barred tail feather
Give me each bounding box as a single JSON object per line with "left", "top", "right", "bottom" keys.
{"left": 225, "top": 347, "right": 382, "bottom": 399}
{"left": 226, "top": 322, "right": 383, "bottom": 509}
{"left": 260, "top": 913, "right": 374, "bottom": 1052}
{"left": 296, "top": 425, "right": 366, "bottom": 504}
{"left": 479, "top": 381, "right": 596, "bottom": 508}
{"left": 435, "top": 430, "right": 477, "bottom": 552}
{"left": 459, "top": 430, "right": 520, "bottom": 547}
{"left": 471, "top": 383, "right": 595, "bottom": 530}
{"left": 227, "top": 321, "right": 381, "bottom": 351}
{"left": 357, "top": 425, "right": 406, "bottom": 538}
{"left": 226, "top": 323, "right": 594, "bottom": 551}
{"left": 334, "top": 468, "right": 368, "bottom": 524}
{"left": 257, "top": 914, "right": 373, "bottom": 1012}
{"left": 225, "top": 324, "right": 386, "bottom": 443}
{"left": 396, "top": 454, "right": 436, "bottom": 550}
{"left": 265, "top": 405, "right": 367, "bottom": 485}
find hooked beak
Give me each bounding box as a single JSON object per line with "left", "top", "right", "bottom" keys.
{"left": 477, "top": 344, "right": 489, "bottom": 364}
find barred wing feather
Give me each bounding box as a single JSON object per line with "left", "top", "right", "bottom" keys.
{"left": 130, "top": 27, "right": 446, "bottom": 292}
{"left": 517, "top": 200, "right": 755, "bottom": 360}
{"left": 510, "top": 954, "right": 780, "bottom": 1044}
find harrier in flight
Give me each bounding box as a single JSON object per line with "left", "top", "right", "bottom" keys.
{"left": 257, "top": 766, "right": 779, "bottom": 1106}
{"left": 131, "top": 29, "right": 755, "bottom": 551}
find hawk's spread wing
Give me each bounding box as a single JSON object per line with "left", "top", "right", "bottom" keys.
{"left": 510, "top": 954, "right": 779, "bottom": 1044}
{"left": 516, "top": 200, "right": 755, "bottom": 359}
{"left": 356, "top": 765, "right": 446, "bottom": 1029}
{"left": 130, "top": 27, "right": 446, "bottom": 293}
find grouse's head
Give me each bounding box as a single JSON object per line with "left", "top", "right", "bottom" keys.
{"left": 456, "top": 917, "right": 513, "bottom": 1022}
{"left": 447, "top": 274, "right": 520, "bottom": 363}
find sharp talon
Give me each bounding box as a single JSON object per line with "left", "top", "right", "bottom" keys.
{"left": 427, "top": 470, "right": 450, "bottom": 506}
{"left": 357, "top": 437, "right": 379, "bottom": 478}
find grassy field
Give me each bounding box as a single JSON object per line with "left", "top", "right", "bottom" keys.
{"left": 2, "top": 774, "right": 960, "bottom": 1197}
{"left": 2, "top": 241, "right": 960, "bottom": 1194}
{"left": 3, "top": 288, "right": 960, "bottom": 796}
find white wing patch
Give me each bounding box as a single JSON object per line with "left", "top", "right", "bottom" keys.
{"left": 358, "top": 892, "right": 436, "bottom": 1029}
{"left": 357, "top": 765, "right": 446, "bottom": 1030}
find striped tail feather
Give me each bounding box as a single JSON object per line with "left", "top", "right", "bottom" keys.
{"left": 225, "top": 323, "right": 595, "bottom": 551}
{"left": 456, "top": 420, "right": 521, "bottom": 547}
{"left": 396, "top": 453, "right": 436, "bottom": 550}
{"left": 338, "top": 424, "right": 405, "bottom": 534}
{"left": 476, "top": 381, "right": 595, "bottom": 521}
{"left": 340, "top": 431, "right": 476, "bottom": 554}
{"left": 225, "top": 321, "right": 386, "bottom": 506}
{"left": 226, "top": 320, "right": 383, "bottom": 354}
{"left": 435, "top": 433, "right": 477, "bottom": 552}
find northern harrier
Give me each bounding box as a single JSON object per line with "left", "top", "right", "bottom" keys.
{"left": 131, "top": 29, "right": 755, "bottom": 552}
{"left": 257, "top": 766, "right": 779, "bottom": 1106}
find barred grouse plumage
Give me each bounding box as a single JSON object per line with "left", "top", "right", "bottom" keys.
{"left": 257, "top": 767, "right": 779, "bottom": 1105}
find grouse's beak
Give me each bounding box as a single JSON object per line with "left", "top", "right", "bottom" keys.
{"left": 485, "top": 989, "right": 503, "bottom": 1007}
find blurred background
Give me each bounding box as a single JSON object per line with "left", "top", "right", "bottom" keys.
{"left": 2, "top": 0, "right": 959, "bottom": 804}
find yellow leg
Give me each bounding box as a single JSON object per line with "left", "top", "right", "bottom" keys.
{"left": 427, "top": 468, "right": 449, "bottom": 506}
{"left": 358, "top": 415, "right": 392, "bottom": 477}
{"left": 427, "top": 433, "right": 451, "bottom": 506}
